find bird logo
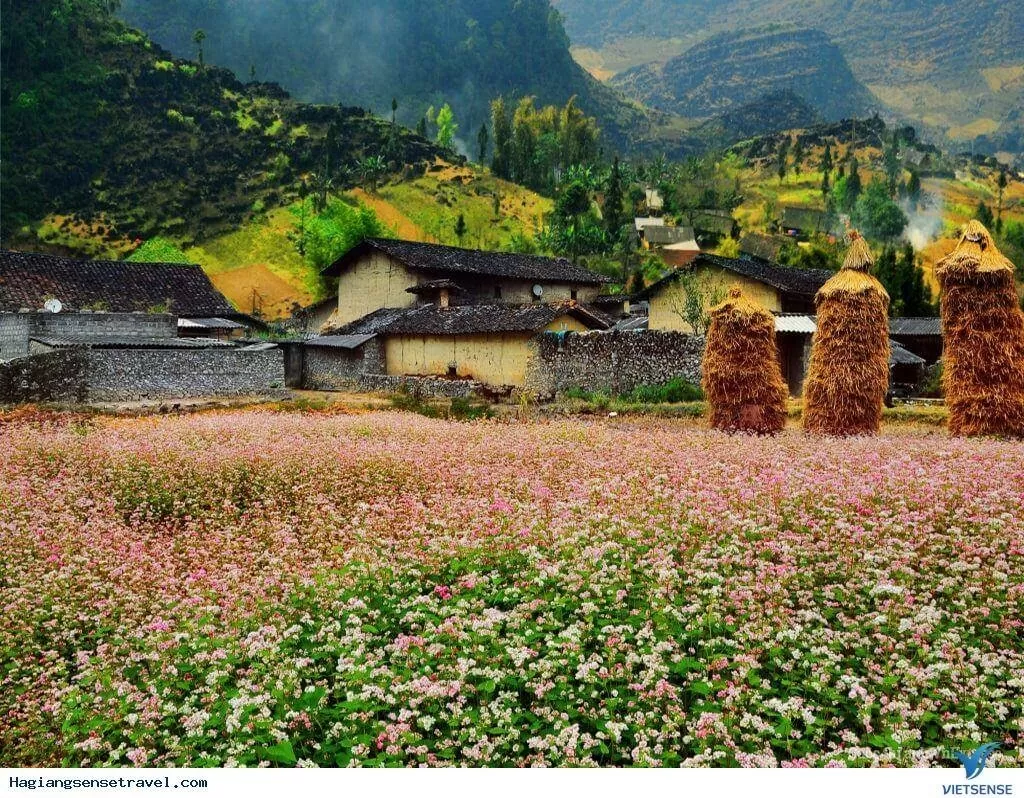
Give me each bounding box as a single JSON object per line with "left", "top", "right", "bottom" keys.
{"left": 955, "top": 743, "right": 999, "bottom": 780}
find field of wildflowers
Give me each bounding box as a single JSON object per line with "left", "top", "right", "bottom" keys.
{"left": 1, "top": 410, "right": 1022, "bottom": 767}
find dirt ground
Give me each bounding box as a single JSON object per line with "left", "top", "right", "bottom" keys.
{"left": 209, "top": 263, "right": 312, "bottom": 319}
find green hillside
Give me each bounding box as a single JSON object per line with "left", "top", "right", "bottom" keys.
{"left": 1, "top": 0, "right": 445, "bottom": 254}
{"left": 117, "top": 0, "right": 672, "bottom": 156}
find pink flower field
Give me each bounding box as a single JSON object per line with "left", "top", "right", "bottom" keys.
{"left": 1, "top": 410, "right": 1022, "bottom": 767}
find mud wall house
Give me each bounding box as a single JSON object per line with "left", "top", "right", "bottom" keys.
{"left": 300, "top": 302, "right": 609, "bottom": 390}
{"left": 321, "top": 238, "right": 612, "bottom": 328}
{"left": 780, "top": 207, "right": 833, "bottom": 238}
{"left": 681, "top": 210, "right": 738, "bottom": 246}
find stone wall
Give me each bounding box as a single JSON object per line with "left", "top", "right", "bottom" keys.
{"left": 302, "top": 339, "right": 385, "bottom": 390}
{"left": 0, "top": 312, "right": 178, "bottom": 362}
{"left": 1, "top": 348, "right": 285, "bottom": 404}
{"left": 0, "top": 313, "right": 32, "bottom": 361}
{"left": 0, "top": 351, "right": 88, "bottom": 403}
{"left": 526, "top": 330, "right": 705, "bottom": 398}
{"left": 84, "top": 348, "right": 285, "bottom": 401}
{"left": 358, "top": 373, "right": 480, "bottom": 398}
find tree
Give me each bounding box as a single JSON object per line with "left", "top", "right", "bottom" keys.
{"left": 852, "top": 179, "right": 908, "bottom": 241}
{"left": 884, "top": 132, "right": 901, "bottom": 197}
{"left": 454, "top": 212, "right": 467, "bottom": 245}
{"left": 821, "top": 142, "right": 833, "bottom": 176}
{"left": 192, "top": 29, "right": 206, "bottom": 67}
{"left": 295, "top": 197, "right": 389, "bottom": 270}
{"left": 975, "top": 201, "right": 995, "bottom": 229}
{"left": 667, "top": 270, "right": 727, "bottom": 337}
{"left": 846, "top": 156, "right": 862, "bottom": 204}
{"left": 477, "top": 123, "right": 489, "bottom": 165}
{"left": 435, "top": 103, "right": 457, "bottom": 150}
{"left": 416, "top": 116, "right": 427, "bottom": 138}
{"left": 907, "top": 171, "right": 922, "bottom": 208}
{"left": 997, "top": 168, "right": 1008, "bottom": 230}
{"left": 777, "top": 138, "right": 789, "bottom": 183}
{"left": 249, "top": 63, "right": 256, "bottom": 82}
{"left": 602, "top": 157, "right": 625, "bottom": 240}
{"left": 875, "top": 243, "right": 933, "bottom": 316}
{"left": 792, "top": 138, "right": 804, "bottom": 172}
{"left": 490, "top": 97, "right": 512, "bottom": 179}
{"left": 357, "top": 155, "right": 386, "bottom": 193}
{"left": 391, "top": 97, "right": 397, "bottom": 125}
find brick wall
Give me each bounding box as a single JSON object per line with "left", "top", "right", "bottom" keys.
{"left": 0, "top": 312, "right": 178, "bottom": 362}
{"left": 525, "top": 330, "right": 705, "bottom": 399}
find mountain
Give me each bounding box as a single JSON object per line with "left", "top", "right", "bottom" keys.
{"left": 694, "top": 91, "right": 822, "bottom": 143}
{"left": 117, "top": 0, "right": 664, "bottom": 155}
{"left": 0, "top": 1, "right": 444, "bottom": 251}
{"left": 553, "top": 0, "right": 1024, "bottom": 153}
{"left": 610, "top": 27, "right": 878, "bottom": 122}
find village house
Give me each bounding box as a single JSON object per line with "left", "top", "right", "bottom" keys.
{"left": 321, "top": 238, "right": 611, "bottom": 328}
{"left": 290, "top": 239, "right": 616, "bottom": 390}
{"left": 640, "top": 225, "right": 701, "bottom": 267}
{"left": 680, "top": 209, "right": 739, "bottom": 245}
{"left": 780, "top": 206, "right": 834, "bottom": 238}
{"left": 739, "top": 232, "right": 791, "bottom": 262}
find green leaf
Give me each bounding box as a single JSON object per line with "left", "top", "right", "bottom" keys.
{"left": 263, "top": 739, "right": 296, "bottom": 765}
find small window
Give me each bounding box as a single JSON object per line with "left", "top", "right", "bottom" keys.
{"left": 494, "top": 285, "right": 503, "bottom": 299}
{"left": 570, "top": 289, "right": 578, "bottom": 301}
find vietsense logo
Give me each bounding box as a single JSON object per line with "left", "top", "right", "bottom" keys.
{"left": 941, "top": 743, "right": 1015, "bottom": 796}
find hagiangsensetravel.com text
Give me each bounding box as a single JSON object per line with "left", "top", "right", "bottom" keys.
{"left": 8, "top": 777, "right": 209, "bottom": 791}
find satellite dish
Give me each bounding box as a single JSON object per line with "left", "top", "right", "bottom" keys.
{"left": 44, "top": 298, "right": 63, "bottom": 314}
{"left": 532, "top": 284, "right": 544, "bottom": 298}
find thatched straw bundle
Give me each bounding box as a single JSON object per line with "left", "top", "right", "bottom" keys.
{"left": 803, "top": 232, "right": 890, "bottom": 436}
{"left": 702, "top": 286, "right": 788, "bottom": 434}
{"left": 935, "top": 220, "right": 1024, "bottom": 437}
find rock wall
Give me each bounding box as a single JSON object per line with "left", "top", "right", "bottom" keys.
{"left": 0, "top": 313, "right": 32, "bottom": 361}
{"left": 358, "top": 373, "right": 479, "bottom": 398}
{"left": 1, "top": 348, "right": 285, "bottom": 404}
{"left": 0, "top": 312, "right": 178, "bottom": 362}
{"left": 526, "top": 330, "right": 704, "bottom": 398}
{"left": 302, "top": 340, "right": 385, "bottom": 390}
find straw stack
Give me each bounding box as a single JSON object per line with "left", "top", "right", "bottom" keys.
{"left": 803, "top": 232, "right": 890, "bottom": 436}
{"left": 702, "top": 286, "right": 788, "bottom": 434}
{"left": 935, "top": 220, "right": 1024, "bottom": 437}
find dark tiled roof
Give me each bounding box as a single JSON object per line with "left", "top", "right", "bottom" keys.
{"left": 889, "top": 341, "right": 926, "bottom": 366}
{"left": 406, "top": 279, "right": 464, "bottom": 294}
{"left": 331, "top": 303, "right": 609, "bottom": 337}
{"left": 739, "top": 233, "right": 790, "bottom": 261}
{"left": 30, "top": 335, "right": 233, "bottom": 349}
{"left": 684, "top": 210, "right": 736, "bottom": 235}
{"left": 305, "top": 334, "right": 377, "bottom": 349}
{"left": 323, "top": 239, "right": 612, "bottom": 285}
{"left": 639, "top": 253, "right": 832, "bottom": 300}
{"left": 0, "top": 250, "right": 237, "bottom": 316}
{"left": 781, "top": 207, "right": 831, "bottom": 233}
{"left": 644, "top": 226, "right": 696, "bottom": 245}
{"left": 890, "top": 317, "right": 942, "bottom": 336}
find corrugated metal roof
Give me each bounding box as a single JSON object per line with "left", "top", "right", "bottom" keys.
{"left": 773, "top": 314, "right": 817, "bottom": 334}
{"left": 178, "top": 317, "right": 245, "bottom": 329}
{"left": 305, "top": 334, "right": 377, "bottom": 349}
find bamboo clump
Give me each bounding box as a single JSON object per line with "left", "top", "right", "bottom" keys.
{"left": 702, "top": 286, "right": 788, "bottom": 433}
{"left": 935, "top": 220, "right": 1024, "bottom": 437}
{"left": 803, "top": 232, "right": 890, "bottom": 436}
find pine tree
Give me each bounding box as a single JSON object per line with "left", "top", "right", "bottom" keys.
{"left": 821, "top": 142, "right": 833, "bottom": 176}
{"left": 976, "top": 201, "right": 995, "bottom": 229}
{"left": 874, "top": 245, "right": 901, "bottom": 313}
{"left": 907, "top": 171, "right": 922, "bottom": 208}
{"left": 477, "top": 123, "right": 489, "bottom": 165}
{"left": 490, "top": 97, "right": 512, "bottom": 179}
{"left": 603, "top": 157, "right": 625, "bottom": 241}
{"left": 847, "top": 156, "right": 862, "bottom": 204}
{"left": 416, "top": 116, "right": 427, "bottom": 138}
{"left": 454, "top": 213, "right": 467, "bottom": 245}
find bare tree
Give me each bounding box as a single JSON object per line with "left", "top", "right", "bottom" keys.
{"left": 666, "top": 270, "right": 727, "bottom": 336}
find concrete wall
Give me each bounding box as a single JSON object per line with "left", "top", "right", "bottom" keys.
{"left": 302, "top": 339, "right": 386, "bottom": 390}
{"left": 648, "top": 267, "right": 781, "bottom": 332}
{"left": 525, "top": 330, "right": 705, "bottom": 399}
{"left": 0, "top": 312, "right": 177, "bottom": 362}
{"left": 0, "top": 348, "right": 285, "bottom": 404}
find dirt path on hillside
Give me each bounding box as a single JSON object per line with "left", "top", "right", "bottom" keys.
{"left": 349, "top": 188, "right": 424, "bottom": 240}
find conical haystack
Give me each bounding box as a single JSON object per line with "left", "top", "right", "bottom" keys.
{"left": 935, "top": 220, "right": 1024, "bottom": 437}
{"left": 702, "top": 286, "right": 788, "bottom": 434}
{"left": 803, "top": 232, "right": 890, "bottom": 436}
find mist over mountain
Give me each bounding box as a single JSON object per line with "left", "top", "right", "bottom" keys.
{"left": 118, "top": 0, "right": 658, "bottom": 153}
{"left": 610, "top": 27, "right": 877, "bottom": 122}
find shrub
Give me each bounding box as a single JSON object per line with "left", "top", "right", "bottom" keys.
{"left": 627, "top": 377, "right": 704, "bottom": 404}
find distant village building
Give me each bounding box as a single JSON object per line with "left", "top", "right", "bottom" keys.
{"left": 640, "top": 225, "right": 701, "bottom": 267}
{"left": 680, "top": 209, "right": 739, "bottom": 245}
{"left": 634, "top": 217, "right": 665, "bottom": 234}
{"left": 739, "top": 232, "right": 791, "bottom": 262}
{"left": 889, "top": 316, "right": 943, "bottom": 365}
{"left": 780, "top": 207, "right": 833, "bottom": 238}
{"left": 644, "top": 189, "right": 664, "bottom": 212}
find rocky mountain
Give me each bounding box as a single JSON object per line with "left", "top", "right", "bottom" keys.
{"left": 610, "top": 27, "right": 878, "bottom": 122}
{"left": 117, "top": 0, "right": 663, "bottom": 155}
{"left": 0, "top": 1, "right": 445, "bottom": 250}
{"left": 553, "top": 0, "right": 1024, "bottom": 153}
